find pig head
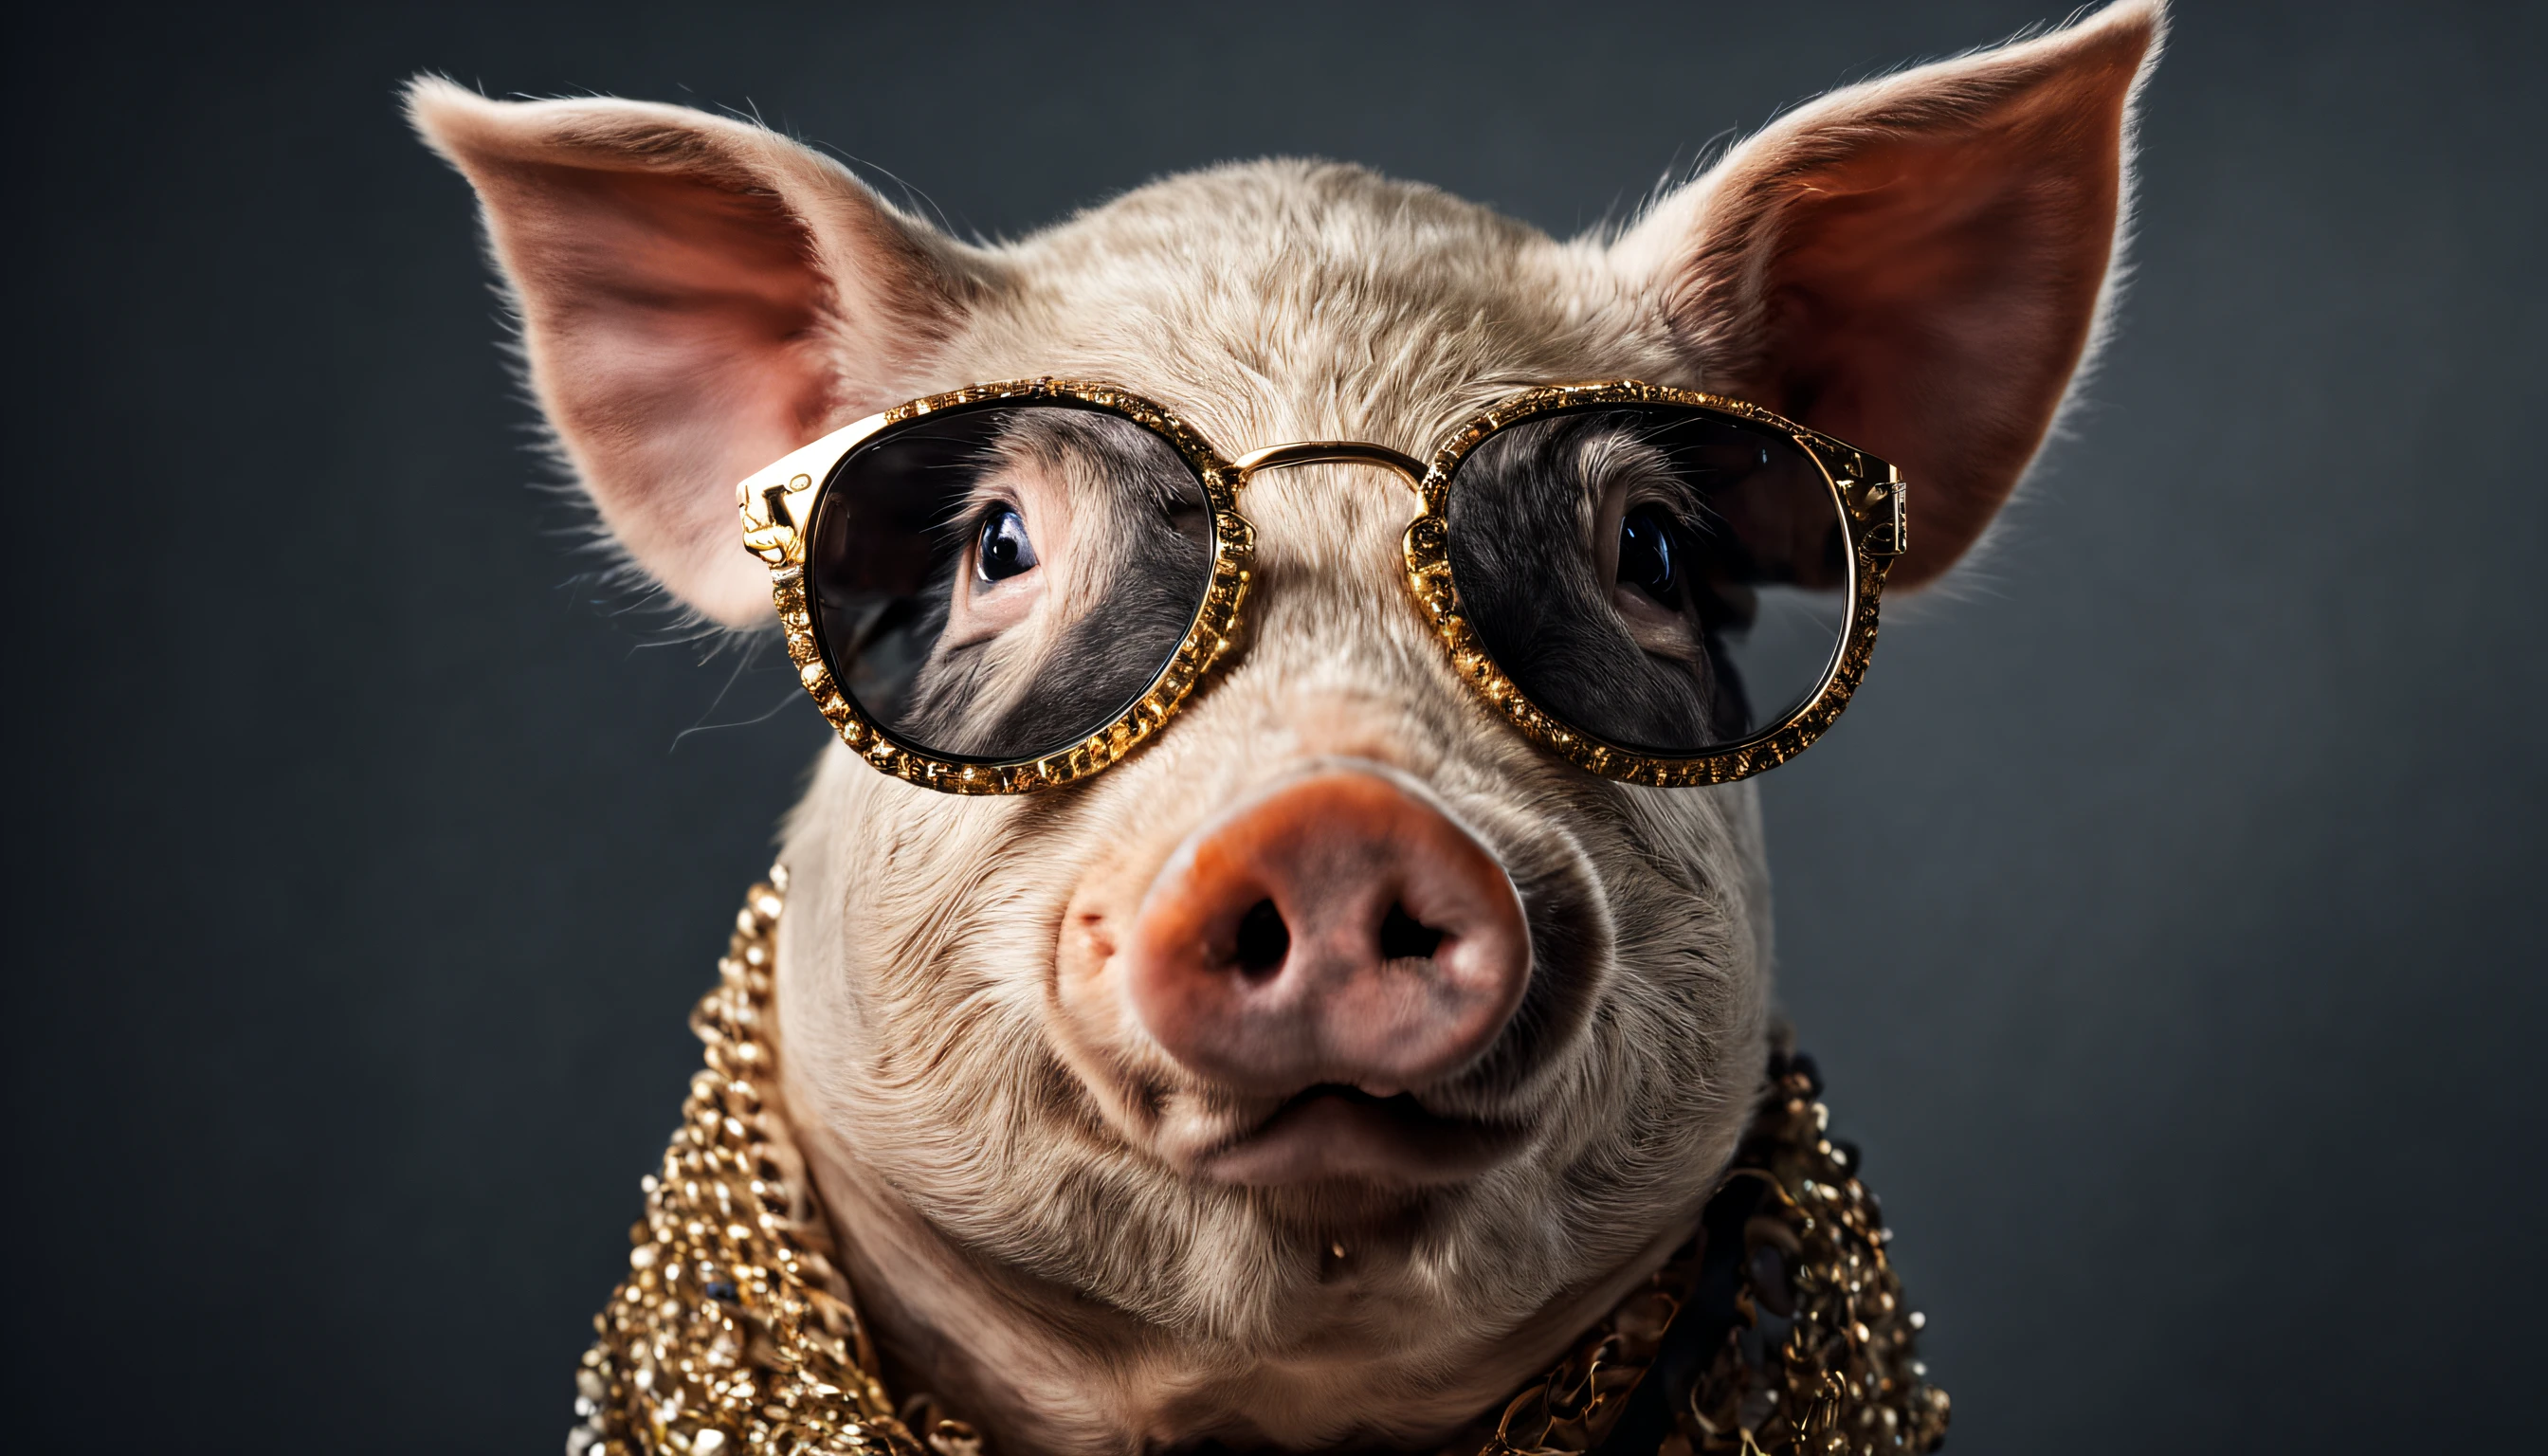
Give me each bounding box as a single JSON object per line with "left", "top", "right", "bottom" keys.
{"left": 411, "top": 4, "right": 2159, "bottom": 1449}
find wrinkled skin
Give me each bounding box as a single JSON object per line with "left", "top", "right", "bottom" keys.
{"left": 411, "top": 4, "right": 2161, "bottom": 1450}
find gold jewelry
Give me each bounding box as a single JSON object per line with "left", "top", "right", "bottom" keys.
{"left": 736, "top": 379, "right": 1905, "bottom": 796}
{"left": 572, "top": 874, "right": 1948, "bottom": 1456}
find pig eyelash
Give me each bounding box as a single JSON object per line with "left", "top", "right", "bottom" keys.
{"left": 1572, "top": 428, "right": 1735, "bottom": 552}
{"left": 1575, "top": 434, "right": 1698, "bottom": 517}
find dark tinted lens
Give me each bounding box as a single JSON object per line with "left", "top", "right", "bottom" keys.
{"left": 805, "top": 401, "right": 1214, "bottom": 761}
{"left": 1445, "top": 405, "right": 1849, "bottom": 755}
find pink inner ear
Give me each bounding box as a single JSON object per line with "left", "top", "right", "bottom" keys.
{"left": 1639, "top": 3, "right": 2158, "bottom": 592}
{"left": 493, "top": 163, "right": 841, "bottom": 624}
{"left": 411, "top": 82, "right": 979, "bottom": 628}
{"left": 1763, "top": 111, "right": 2124, "bottom": 587}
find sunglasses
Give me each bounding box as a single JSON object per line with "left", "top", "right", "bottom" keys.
{"left": 736, "top": 379, "right": 1904, "bottom": 795}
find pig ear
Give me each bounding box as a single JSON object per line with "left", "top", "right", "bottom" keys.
{"left": 406, "top": 79, "right": 993, "bottom": 626}
{"left": 1613, "top": 0, "right": 2163, "bottom": 589}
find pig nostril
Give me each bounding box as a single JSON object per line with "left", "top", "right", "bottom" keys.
{"left": 1377, "top": 901, "right": 1447, "bottom": 962}
{"left": 1121, "top": 772, "right": 1536, "bottom": 1101}
{"left": 1233, "top": 898, "right": 1289, "bottom": 977}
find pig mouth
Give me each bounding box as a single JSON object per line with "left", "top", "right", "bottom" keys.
{"left": 1194, "top": 1083, "right": 1526, "bottom": 1189}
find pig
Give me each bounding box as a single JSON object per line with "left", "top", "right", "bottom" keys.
{"left": 410, "top": 2, "right": 2161, "bottom": 1450}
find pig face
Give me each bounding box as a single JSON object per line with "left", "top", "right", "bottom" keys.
{"left": 413, "top": 4, "right": 2159, "bottom": 1449}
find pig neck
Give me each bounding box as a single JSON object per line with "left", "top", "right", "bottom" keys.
{"left": 573, "top": 872, "right": 1949, "bottom": 1456}
{"left": 797, "top": 1126, "right": 1676, "bottom": 1453}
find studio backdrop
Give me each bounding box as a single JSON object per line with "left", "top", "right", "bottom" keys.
{"left": 5, "top": 2, "right": 2540, "bottom": 1451}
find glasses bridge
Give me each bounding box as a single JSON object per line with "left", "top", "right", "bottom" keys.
{"left": 1228, "top": 441, "right": 1428, "bottom": 492}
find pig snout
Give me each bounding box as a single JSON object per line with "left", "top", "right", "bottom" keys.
{"left": 1121, "top": 771, "right": 1531, "bottom": 1104}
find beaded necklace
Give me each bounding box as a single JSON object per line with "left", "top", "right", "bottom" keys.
{"left": 570, "top": 871, "right": 1948, "bottom": 1456}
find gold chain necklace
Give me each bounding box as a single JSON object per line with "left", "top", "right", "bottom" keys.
{"left": 571, "top": 871, "right": 1949, "bottom": 1456}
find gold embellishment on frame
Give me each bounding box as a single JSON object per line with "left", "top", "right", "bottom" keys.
{"left": 1403, "top": 382, "right": 1901, "bottom": 789}
{"left": 742, "top": 379, "right": 1255, "bottom": 796}
{"left": 741, "top": 378, "right": 1902, "bottom": 794}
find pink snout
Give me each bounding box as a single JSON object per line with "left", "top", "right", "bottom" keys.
{"left": 1122, "top": 771, "right": 1531, "bottom": 1099}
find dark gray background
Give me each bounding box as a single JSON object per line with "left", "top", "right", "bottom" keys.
{"left": 6, "top": 0, "right": 2539, "bottom": 1449}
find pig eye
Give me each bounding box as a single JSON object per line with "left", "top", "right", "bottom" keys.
{"left": 803, "top": 400, "right": 1217, "bottom": 763}
{"left": 1443, "top": 404, "right": 1851, "bottom": 756}
{"left": 974, "top": 505, "right": 1038, "bottom": 583}
{"left": 1616, "top": 504, "right": 1680, "bottom": 603}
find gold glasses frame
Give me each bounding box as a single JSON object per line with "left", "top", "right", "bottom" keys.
{"left": 736, "top": 378, "right": 1904, "bottom": 795}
